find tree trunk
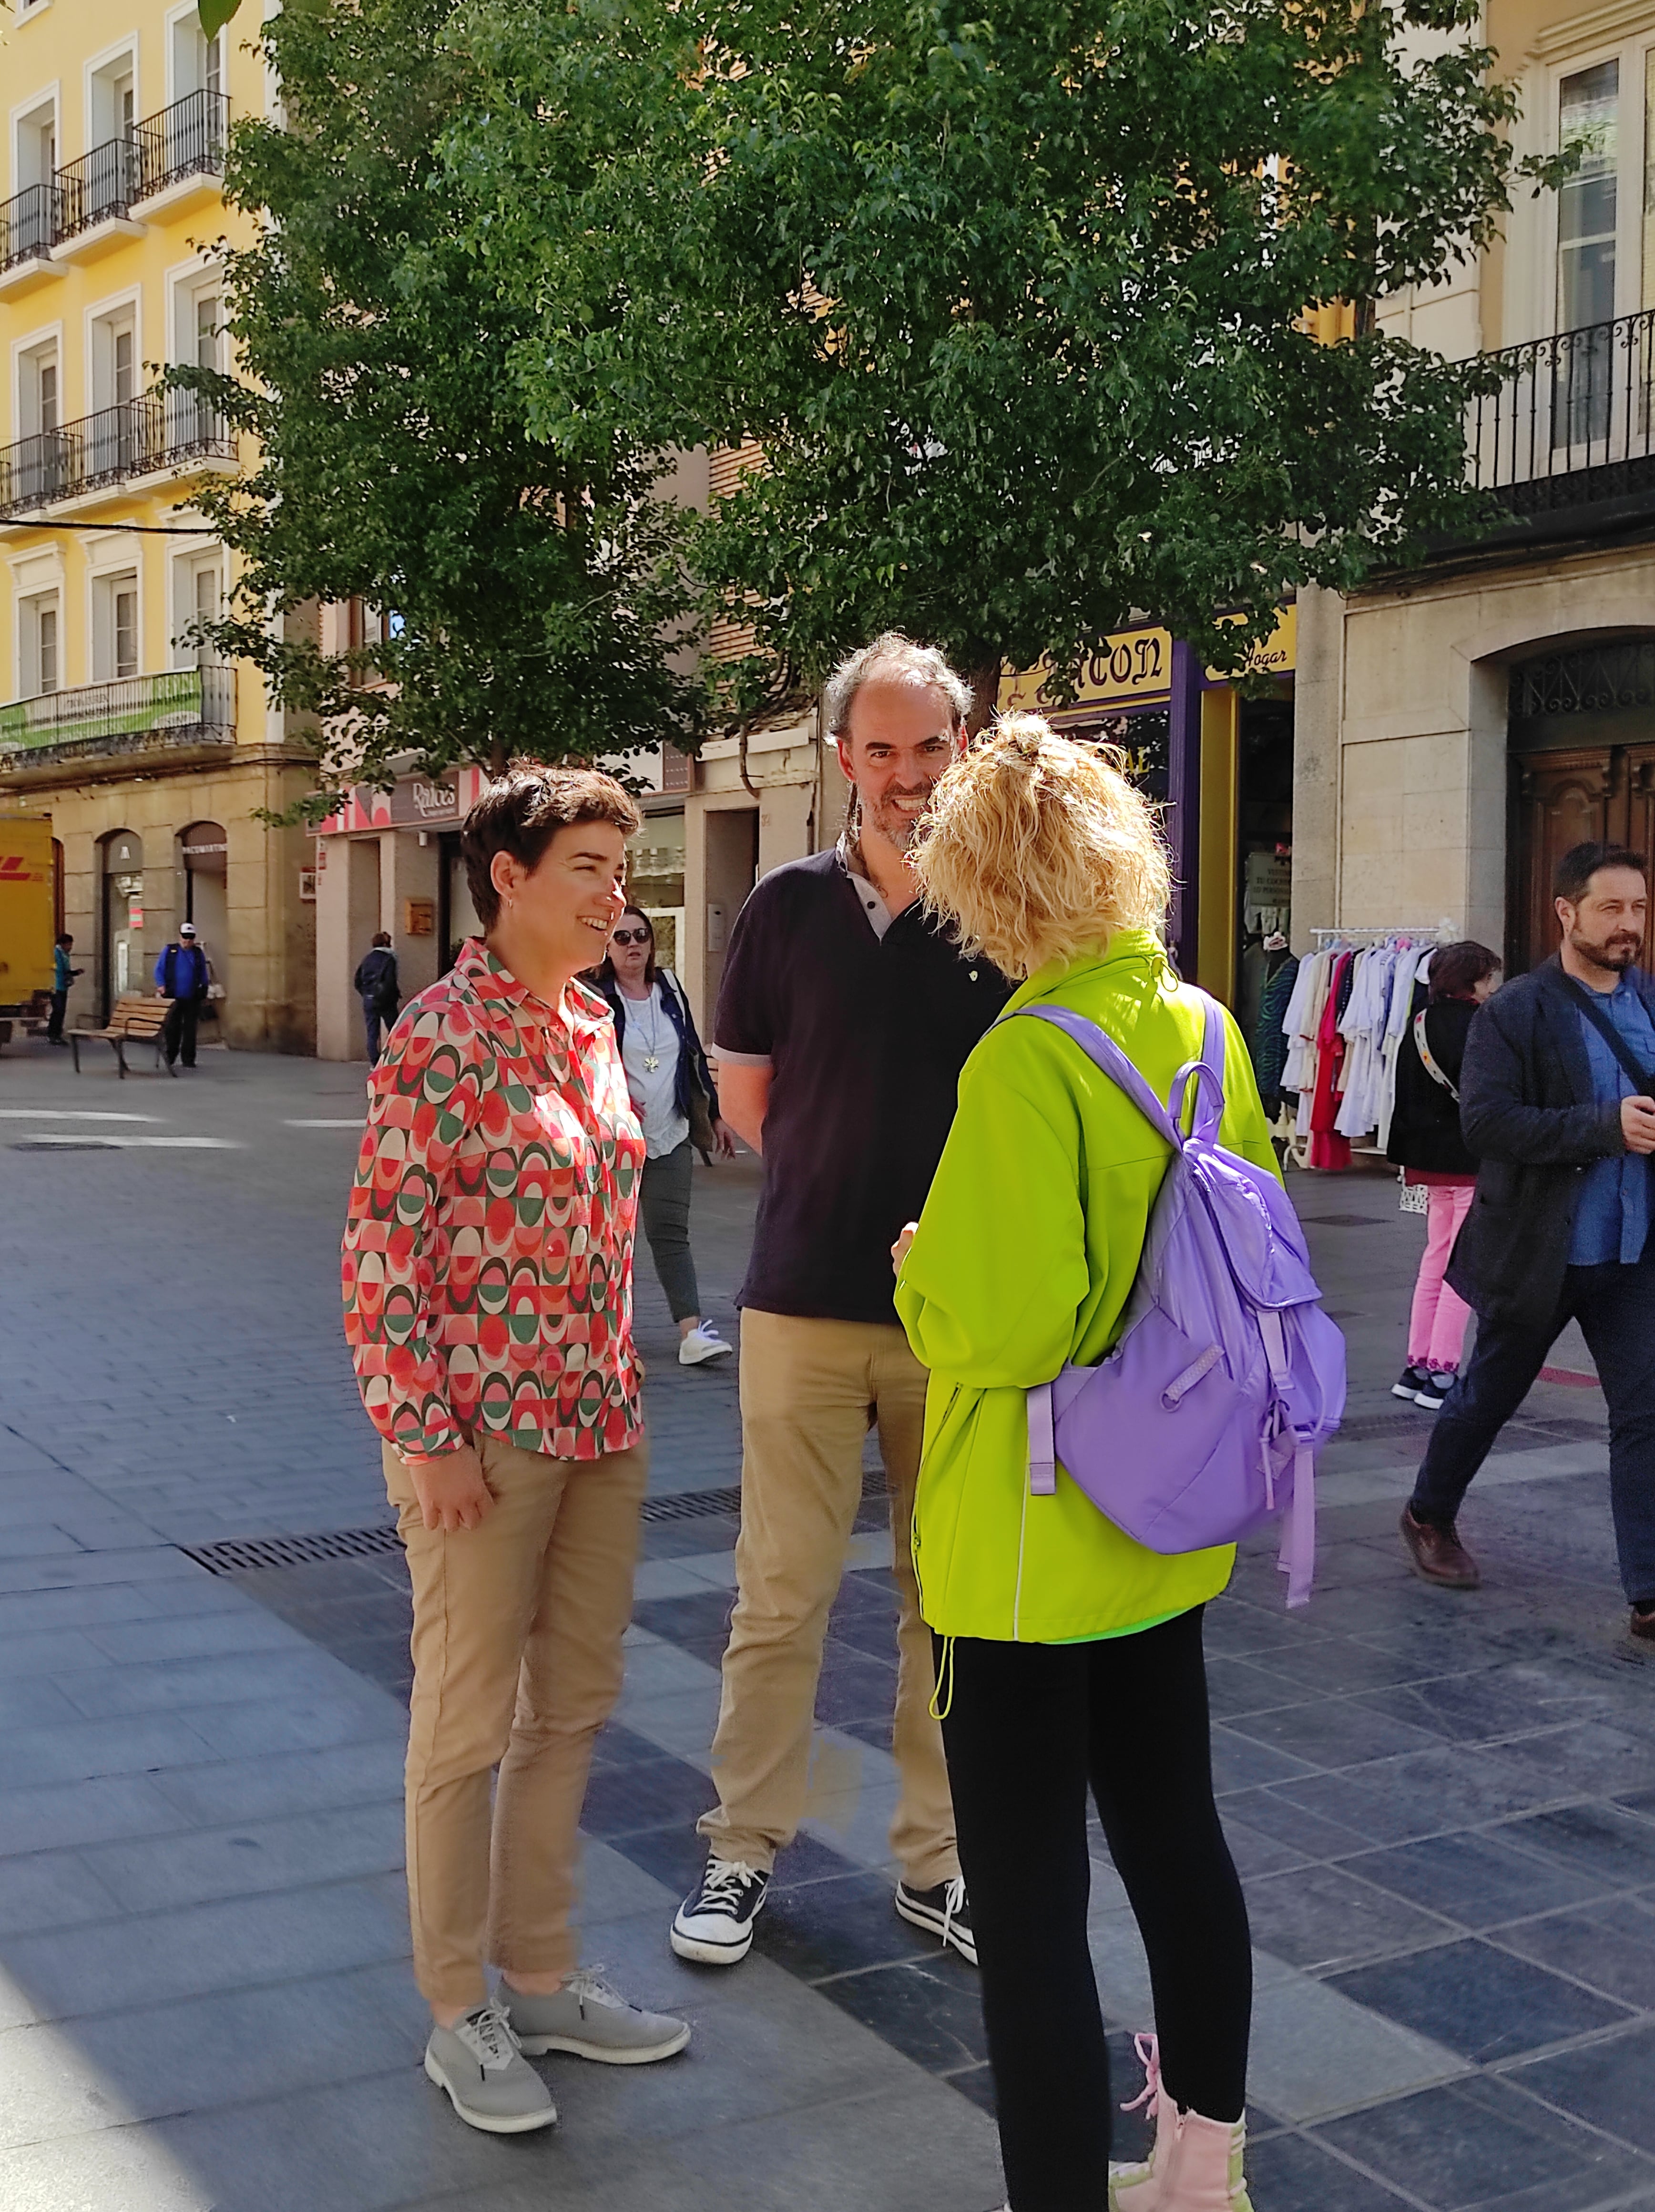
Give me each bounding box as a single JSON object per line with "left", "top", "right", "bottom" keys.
{"left": 964, "top": 655, "right": 1001, "bottom": 737}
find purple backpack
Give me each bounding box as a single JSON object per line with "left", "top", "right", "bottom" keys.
{"left": 1018, "top": 996, "right": 1345, "bottom": 1607}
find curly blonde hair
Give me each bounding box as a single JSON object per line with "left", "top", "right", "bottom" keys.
{"left": 910, "top": 714, "right": 1171, "bottom": 978}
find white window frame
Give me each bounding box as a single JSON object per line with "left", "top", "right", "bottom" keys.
{"left": 84, "top": 284, "right": 143, "bottom": 417}
{"left": 9, "top": 86, "right": 61, "bottom": 201}
{"left": 9, "top": 317, "right": 64, "bottom": 441}
{"left": 87, "top": 556, "right": 143, "bottom": 685}
{"left": 171, "top": 542, "right": 225, "bottom": 668}
{"left": 15, "top": 586, "right": 63, "bottom": 699}
{"left": 168, "top": 253, "right": 226, "bottom": 371}
{"left": 83, "top": 34, "right": 142, "bottom": 159}
{"left": 1524, "top": 22, "right": 1655, "bottom": 342}
{"left": 165, "top": 1, "right": 225, "bottom": 107}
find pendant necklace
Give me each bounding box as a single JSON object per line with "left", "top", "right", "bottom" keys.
{"left": 636, "top": 985, "right": 666, "bottom": 1073}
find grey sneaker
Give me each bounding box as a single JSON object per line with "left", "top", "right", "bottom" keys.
{"left": 423, "top": 2003, "right": 557, "bottom": 2133}
{"left": 506, "top": 1969, "right": 690, "bottom": 2064}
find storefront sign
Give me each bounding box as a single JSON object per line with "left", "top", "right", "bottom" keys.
{"left": 1206, "top": 604, "right": 1296, "bottom": 682}
{"left": 387, "top": 777, "right": 459, "bottom": 828}
{"left": 1001, "top": 626, "right": 1174, "bottom": 717}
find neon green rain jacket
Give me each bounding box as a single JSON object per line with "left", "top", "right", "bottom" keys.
{"left": 894, "top": 932, "right": 1280, "bottom": 1644}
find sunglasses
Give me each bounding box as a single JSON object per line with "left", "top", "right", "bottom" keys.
{"left": 611, "top": 927, "right": 652, "bottom": 946}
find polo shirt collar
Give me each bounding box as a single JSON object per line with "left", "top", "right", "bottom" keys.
{"left": 836, "top": 833, "right": 895, "bottom": 941}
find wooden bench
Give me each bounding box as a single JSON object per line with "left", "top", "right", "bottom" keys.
{"left": 70, "top": 995, "right": 174, "bottom": 1078}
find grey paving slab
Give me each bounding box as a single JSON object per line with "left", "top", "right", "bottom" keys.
{"left": 51, "top": 1645, "right": 358, "bottom": 1720}
{"left": 147, "top": 1740, "right": 409, "bottom": 1828}
{"left": 2, "top": 1714, "right": 223, "bottom": 1789}
{"left": 78, "top": 1799, "right": 406, "bottom": 1914}
{"left": 0, "top": 1775, "right": 192, "bottom": 1861}
{"left": 0, "top": 1878, "right": 413, "bottom": 2026}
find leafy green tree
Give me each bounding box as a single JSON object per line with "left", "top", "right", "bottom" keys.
{"left": 452, "top": 0, "right": 1552, "bottom": 715}
{"left": 174, "top": 0, "right": 701, "bottom": 816}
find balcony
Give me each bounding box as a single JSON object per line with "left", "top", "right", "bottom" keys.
{"left": 1461, "top": 308, "right": 1655, "bottom": 553}
{"left": 132, "top": 92, "right": 231, "bottom": 218}
{"left": 0, "top": 392, "right": 237, "bottom": 521}
{"left": 0, "top": 183, "right": 64, "bottom": 297}
{"left": 0, "top": 92, "right": 230, "bottom": 274}
{"left": 0, "top": 667, "right": 237, "bottom": 777}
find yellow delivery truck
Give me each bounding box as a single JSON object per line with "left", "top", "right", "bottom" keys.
{"left": 0, "top": 813, "right": 55, "bottom": 1044}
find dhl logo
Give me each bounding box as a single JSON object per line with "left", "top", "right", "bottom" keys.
{"left": 0, "top": 855, "right": 47, "bottom": 881}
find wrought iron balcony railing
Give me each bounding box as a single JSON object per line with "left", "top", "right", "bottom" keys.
{"left": 0, "top": 92, "right": 229, "bottom": 263}
{"left": 133, "top": 90, "right": 230, "bottom": 203}
{"left": 57, "top": 135, "right": 145, "bottom": 238}
{"left": 0, "top": 182, "right": 63, "bottom": 272}
{"left": 0, "top": 666, "right": 236, "bottom": 760}
{"left": 0, "top": 391, "right": 236, "bottom": 517}
{"left": 1468, "top": 308, "right": 1655, "bottom": 523}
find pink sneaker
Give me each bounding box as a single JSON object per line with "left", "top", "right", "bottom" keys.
{"left": 1108, "top": 2034, "right": 1254, "bottom": 2212}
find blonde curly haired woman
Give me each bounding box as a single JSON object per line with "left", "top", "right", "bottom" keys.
{"left": 893, "top": 717, "right": 1272, "bottom": 2212}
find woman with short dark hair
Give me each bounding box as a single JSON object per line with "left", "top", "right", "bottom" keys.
{"left": 343, "top": 768, "right": 691, "bottom": 2136}
{"left": 593, "top": 905, "right": 736, "bottom": 1366}
{"left": 1387, "top": 939, "right": 1502, "bottom": 1412}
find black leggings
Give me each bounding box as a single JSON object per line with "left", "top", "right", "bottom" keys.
{"left": 937, "top": 1609, "right": 1251, "bottom": 2212}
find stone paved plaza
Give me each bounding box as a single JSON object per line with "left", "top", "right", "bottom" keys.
{"left": 2, "top": 1036, "right": 1653, "bottom": 2211}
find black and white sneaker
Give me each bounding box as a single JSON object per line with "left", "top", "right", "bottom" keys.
{"left": 670, "top": 1857, "right": 769, "bottom": 1965}
{"left": 1392, "top": 1363, "right": 1432, "bottom": 1402}
{"left": 894, "top": 1875, "right": 977, "bottom": 1966}
{"left": 1415, "top": 1371, "right": 1457, "bottom": 1411}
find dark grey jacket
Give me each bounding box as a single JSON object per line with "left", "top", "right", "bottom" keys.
{"left": 1446, "top": 955, "right": 1655, "bottom": 1332}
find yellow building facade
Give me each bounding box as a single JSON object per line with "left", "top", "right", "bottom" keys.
{"left": 0, "top": 0, "right": 316, "bottom": 1049}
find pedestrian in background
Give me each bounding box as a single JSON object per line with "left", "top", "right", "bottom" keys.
{"left": 594, "top": 905, "right": 735, "bottom": 1366}
{"left": 893, "top": 718, "right": 1266, "bottom": 2212}
{"left": 353, "top": 930, "right": 401, "bottom": 1066}
{"left": 1387, "top": 940, "right": 1502, "bottom": 1410}
{"left": 46, "top": 932, "right": 81, "bottom": 1045}
{"left": 154, "top": 922, "right": 210, "bottom": 1070}
{"left": 1400, "top": 843, "right": 1655, "bottom": 1643}
{"left": 343, "top": 768, "right": 690, "bottom": 2137}
{"left": 670, "top": 633, "right": 1010, "bottom": 1973}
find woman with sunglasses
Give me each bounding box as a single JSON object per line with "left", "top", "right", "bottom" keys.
{"left": 595, "top": 907, "right": 737, "bottom": 1366}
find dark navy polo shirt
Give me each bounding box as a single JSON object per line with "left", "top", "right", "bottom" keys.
{"left": 712, "top": 849, "right": 1011, "bottom": 1323}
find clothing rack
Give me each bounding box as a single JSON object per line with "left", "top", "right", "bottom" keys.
{"left": 1310, "top": 923, "right": 1454, "bottom": 944}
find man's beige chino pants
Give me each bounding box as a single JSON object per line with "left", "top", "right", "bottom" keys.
{"left": 697, "top": 1310, "right": 959, "bottom": 1887}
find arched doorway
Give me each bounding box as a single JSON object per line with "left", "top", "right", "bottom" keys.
{"left": 101, "top": 830, "right": 144, "bottom": 1019}
{"left": 1508, "top": 640, "right": 1655, "bottom": 975}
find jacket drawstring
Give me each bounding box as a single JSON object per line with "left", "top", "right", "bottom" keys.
{"left": 929, "top": 1633, "right": 956, "bottom": 1721}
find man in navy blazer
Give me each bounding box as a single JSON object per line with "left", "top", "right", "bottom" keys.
{"left": 1399, "top": 844, "right": 1655, "bottom": 1642}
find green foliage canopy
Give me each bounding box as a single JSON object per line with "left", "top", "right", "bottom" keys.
{"left": 451, "top": 0, "right": 1543, "bottom": 710}
{"left": 174, "top": 0, "right": 701, "bottom": 817}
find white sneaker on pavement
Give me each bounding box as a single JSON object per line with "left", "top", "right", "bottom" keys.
{"left": 679, "top": 1321, "right": 734, "bottom": 1366}
{"left": 671, "top": 1857, "right": 769, "bottom": 1962}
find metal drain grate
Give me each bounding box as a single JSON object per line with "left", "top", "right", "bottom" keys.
{"left": 640, "top": 1484, "right": 744, "bottom": 1525}
{"left": 1335, "top": 1409, "right": 1430, "bottom": 1443}
{"left": 181, "top": 1525, "right": 405, "bottom": 1575}
{"left": 184, "top": 1472, "right": 894, "bottom": 1570}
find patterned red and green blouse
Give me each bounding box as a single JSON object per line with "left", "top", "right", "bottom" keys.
{"left": 342, "top": 938, "right": 646, "bottom": 1461}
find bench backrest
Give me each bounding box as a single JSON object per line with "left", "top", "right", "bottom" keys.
{"left": 108, "top": 995, "right": 169, "bottom": 1036}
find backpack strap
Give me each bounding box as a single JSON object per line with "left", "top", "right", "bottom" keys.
{"left": 1013, "top": 993, "right": 1227, "bottom": 1149}
{"left": 1014, "top": 1005, "right": 1184, "bottom": 1148}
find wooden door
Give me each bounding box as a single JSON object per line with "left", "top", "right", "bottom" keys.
{"left": 1509, "top": 747, "right": 1615, "bottom": 975}
{"left": 1626, "top": 745, "right": 1655, "bottom": 889}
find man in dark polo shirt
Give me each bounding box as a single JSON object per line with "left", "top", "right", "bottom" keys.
{"left": 670, "top": 634, "right": 1010, "bottom": 1970}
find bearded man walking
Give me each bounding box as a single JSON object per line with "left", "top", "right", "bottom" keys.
{"left": 1400, "top": 841, "right": 1655, "bottom": 1643}
{"left": 671, "top": 634, "right": 1010, "bottom": 1967}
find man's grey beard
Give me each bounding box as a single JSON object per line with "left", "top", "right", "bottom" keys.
{"left": 864, "top": 791, "right": 931, "bottom": 852}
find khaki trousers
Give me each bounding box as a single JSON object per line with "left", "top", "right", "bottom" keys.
{"left": 383, "top": 1432, "right": 647, "bottom": 2012}
{"left": 698, "top": 1311, "right": 959, "bottom": 1887}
